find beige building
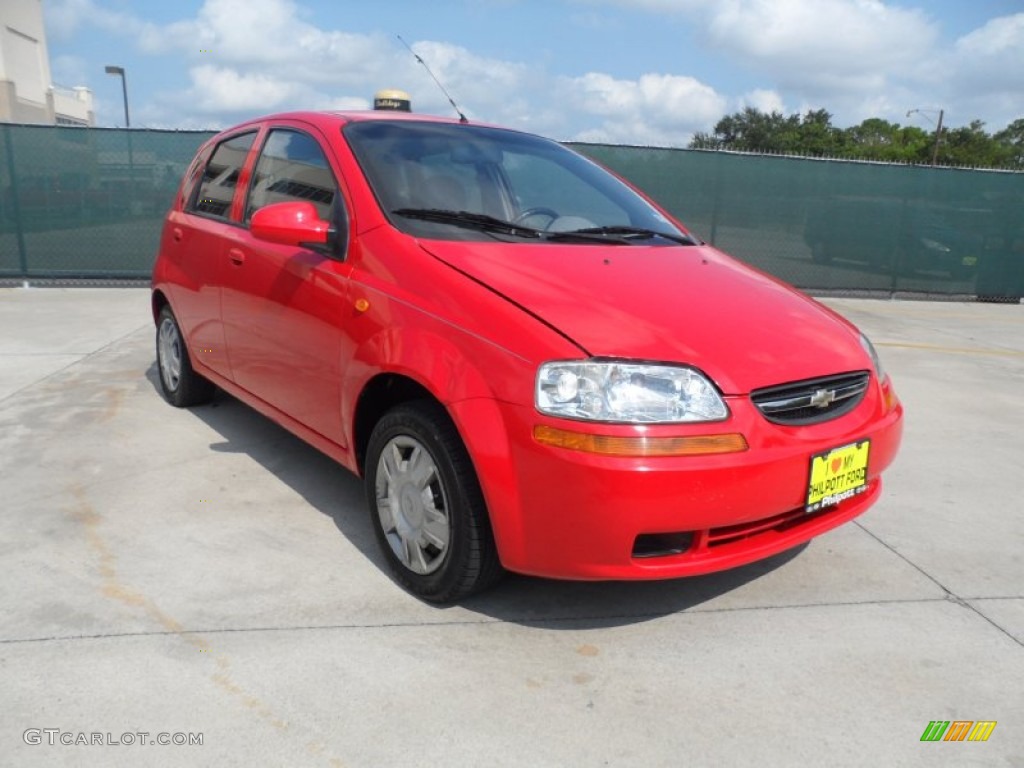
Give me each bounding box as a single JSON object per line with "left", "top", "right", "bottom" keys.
{"left": 0, "top": 0, "right": 94, "bottom": 126}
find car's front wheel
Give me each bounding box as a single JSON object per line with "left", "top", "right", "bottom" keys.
{"left": 156, "top": 305, "right": 215, "bottom": 407}
{"left": 365, "top": 401, "right": 502, "bottom": 603}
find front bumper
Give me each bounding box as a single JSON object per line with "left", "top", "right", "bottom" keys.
{"left": 453, "top": 378, "right": 903, "bottom": 580}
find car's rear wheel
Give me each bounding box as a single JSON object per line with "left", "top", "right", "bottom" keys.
{"left": 156, "top": 305, "right": 215, "bottom": 407}
{"left": 365, "top": 401, "right": 502, "bottom": 602}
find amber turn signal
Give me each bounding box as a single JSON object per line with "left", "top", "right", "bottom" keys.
{"left": 533, "top": 426, "right": 748, "bottom": 457}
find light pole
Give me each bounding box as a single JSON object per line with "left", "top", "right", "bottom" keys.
{"left": 104, "top": 65, "right": 130, "bottom": 127}
{"left": 105, "top": 65, "right": 135, "bottom": 210}
{"left": 906, "top": 108, "right": 944, "bottom": 166}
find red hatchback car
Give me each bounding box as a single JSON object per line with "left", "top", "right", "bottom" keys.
{"left": 152, "top": 110, "right": 903, "bottom": 602}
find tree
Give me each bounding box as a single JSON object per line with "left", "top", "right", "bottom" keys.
{"left": 993, "top": 119, "right": 1024, "bottom": 169}
{"left": 941, "top": 120, "right": 1005, "bottom": 167}
{"left": 691, "top": 108, "right": 848, "bottom": 156}
{"left": 692, "top": 107, "right": 799, "bottom": 154}
{"left": 689, "top": 108, "right": 1023, "bottom": 169}
{"left": 843, "top": 119, "right": 931, "bottom": 163}
{"left": 794, "top": 109, "right": 850, "bottom": 156}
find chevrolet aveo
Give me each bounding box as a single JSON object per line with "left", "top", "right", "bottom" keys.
{"left": 152, "top": 110, "right": 903, "bottom": 602}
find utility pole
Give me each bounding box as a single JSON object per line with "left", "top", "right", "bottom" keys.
{"left": 930, "top": 109, "right": 944, "bottom": 166}
{"left": 907, "top": 108, "right": 944, "bottom": 166}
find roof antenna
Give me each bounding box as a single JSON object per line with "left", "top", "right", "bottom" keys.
{"left": 397, "top": 34, "right": 468, "bottom": 124}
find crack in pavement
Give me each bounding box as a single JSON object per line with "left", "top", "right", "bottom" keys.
{"left": 853, "top": 520, "right": 1023, "bottom": 649}
{"left": 4, "top": 594, "right": 1006, "bottom": 646}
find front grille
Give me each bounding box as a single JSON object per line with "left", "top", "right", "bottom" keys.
{"left": 751, "top": 371, "right": 870, "bottom": 426}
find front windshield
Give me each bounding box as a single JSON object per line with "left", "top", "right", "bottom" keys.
{"left": 343, "top": 119, "right": 689, "bottom": 244}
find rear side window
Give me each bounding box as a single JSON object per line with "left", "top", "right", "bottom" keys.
{"left": 190, "top": 132, "right": 257, "bottom": 220}
{"left": 179, "top": 146, "right": 211, "bottom": 209}
{"left": 245, "top": 129, "right": 338, "bottom": 221}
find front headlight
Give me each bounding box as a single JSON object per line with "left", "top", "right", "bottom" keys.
{"left": 536, "top": 361, "right": 728, "bottom": 423}
{"left": 859, "top": 333, "right": 886, "bottom": 382}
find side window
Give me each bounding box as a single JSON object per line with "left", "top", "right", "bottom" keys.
{"left": 245, "top": 129, "right": 338, "bottom": 222}
{"left": 179, "top": 146, "right": 212, "bottom": 209}
{"left": 189, "top": 132, "right": 256, "bottom": 220}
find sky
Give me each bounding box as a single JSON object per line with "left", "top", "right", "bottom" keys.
{"left": 45, "top": 0, "right": 1024, "bottom": 146}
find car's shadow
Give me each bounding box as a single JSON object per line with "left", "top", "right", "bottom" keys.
{"left": 146, "top": 364, "right": 807, "bottom": 628}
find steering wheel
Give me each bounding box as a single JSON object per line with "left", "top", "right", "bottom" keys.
{"left": 513, "top": 207, "right": 559, "bottom": 228}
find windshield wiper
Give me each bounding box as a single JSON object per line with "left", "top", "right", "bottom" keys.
{"left": 554, "top": 225, "right": 698, "bottom": 246}
{"left": 392, "top": 208, "right": 542, "bottom": 239}
{"left": 392, "top": 209, "right": 688, "bottom": 246}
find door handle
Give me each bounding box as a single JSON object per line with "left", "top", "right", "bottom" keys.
{"left": 228, "top": 248, "right": 246, "bottom": 266}
{"left": 172, "top": 227, "right": 183, "bottom": 242}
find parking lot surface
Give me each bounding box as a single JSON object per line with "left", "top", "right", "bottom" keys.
{"left": 1, "top": 287, "right": 1021, "bottom": 767}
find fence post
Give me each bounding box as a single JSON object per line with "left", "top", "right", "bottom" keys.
{"left": 2, "top": 125, "right": 28, "bottom": 278}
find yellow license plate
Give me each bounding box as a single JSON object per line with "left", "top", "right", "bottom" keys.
{"left": 806, "top": 440, "right": 870, "bottom": 512}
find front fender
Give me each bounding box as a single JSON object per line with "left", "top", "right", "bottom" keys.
{"left": 342, "top": 323, "right": 531, "bottom": 567}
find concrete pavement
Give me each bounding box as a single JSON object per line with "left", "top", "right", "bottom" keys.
{"left": 0, "top": 287, "right": 1021, "bottom": 767}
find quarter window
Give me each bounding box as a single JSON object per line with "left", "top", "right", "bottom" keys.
{"left": 180, "top": 146, "right": 211, "bottom": 209}
{"left": 246, "top": 130, "right": 338, "bottom": 221}
{"left": 190, "top": 132, "right": 256, "bottom": 220}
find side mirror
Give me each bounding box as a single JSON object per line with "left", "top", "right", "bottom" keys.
{"left": 251, "top": 201, "right": 331, "bottom": 249}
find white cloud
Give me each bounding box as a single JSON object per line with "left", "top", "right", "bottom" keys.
{"left": 404, "top": 41, "right": 532, "bottom": 123}
{"left": 316, "top": 95, "right": 372, "bottom": 112}
{"left": 586, "top": 0, "right": 705, "bottom": 11}
{"left": 948, "top": 13, "right": 1024, "bottom": 125}
{"left": 54, "top": 0, "right": 544, "bottom": 131}
{"left": 950, "top": 13, "right": 1024, "bottom": 93}
{"left": 44, "top": 0, "right": 110, "bottom": 40}
{"left": 956, "top": 12, "right": 1024, "bottom": 56}
{"left": 565, "top": 72, "right": 727, "bottom": 145}
{"left": 50, "top": 55, "right": 90, "bottom": 88}
{"left": 46, "top": 0, "right": 166, "bottom": 45}
{"left": 586, "top": 0, "right": 947, "bottom": 126}
{"left": 183, "top": 65, "right": 300, "bottom": 113}
{"left": 593, "top": 0, "right": 936, "bottom": 73}
{"left": 739, "top": 89, "right": 786, "bottom": 115}
{"left": 42, "top": 0, "right": 692, "bottom": 142}
{"left": 46, "top": 0, "right": 1024, "bottom": 140}
{"left": 702, "top": 0, "right": 936, "bottom": 76}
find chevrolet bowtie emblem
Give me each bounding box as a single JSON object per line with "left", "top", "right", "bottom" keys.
{"left": 809, "top": 388, "right": 837, "bottom": 408}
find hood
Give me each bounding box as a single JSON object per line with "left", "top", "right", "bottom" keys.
{"left": 419, "top": 240, "right": 870, "bottom": 395}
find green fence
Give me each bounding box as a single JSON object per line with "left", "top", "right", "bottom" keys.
{"left": 0, "top": 124, "right": 210, "bottom": 279}
{"left": 574, "top": 144, "right": 1024, "bottom": 300}
{"left": 1, "top": 125, "right": 1022, "bottom": 299}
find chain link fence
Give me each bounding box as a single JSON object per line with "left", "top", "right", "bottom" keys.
{"left": 573, "top": 143, "right": 1024, "bottom": 301}
{"left": 0, "top": 124, "right": 209, "bottom": 279}
{"left": 1, "top": 125, "right": 1021, "bottom": 299}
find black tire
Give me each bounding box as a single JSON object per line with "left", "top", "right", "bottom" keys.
{"left": 365, "top": 401, "right": 503, "bottom": 603}
{"left": 155, "top": 304, "right": 215, "bottom": 407}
